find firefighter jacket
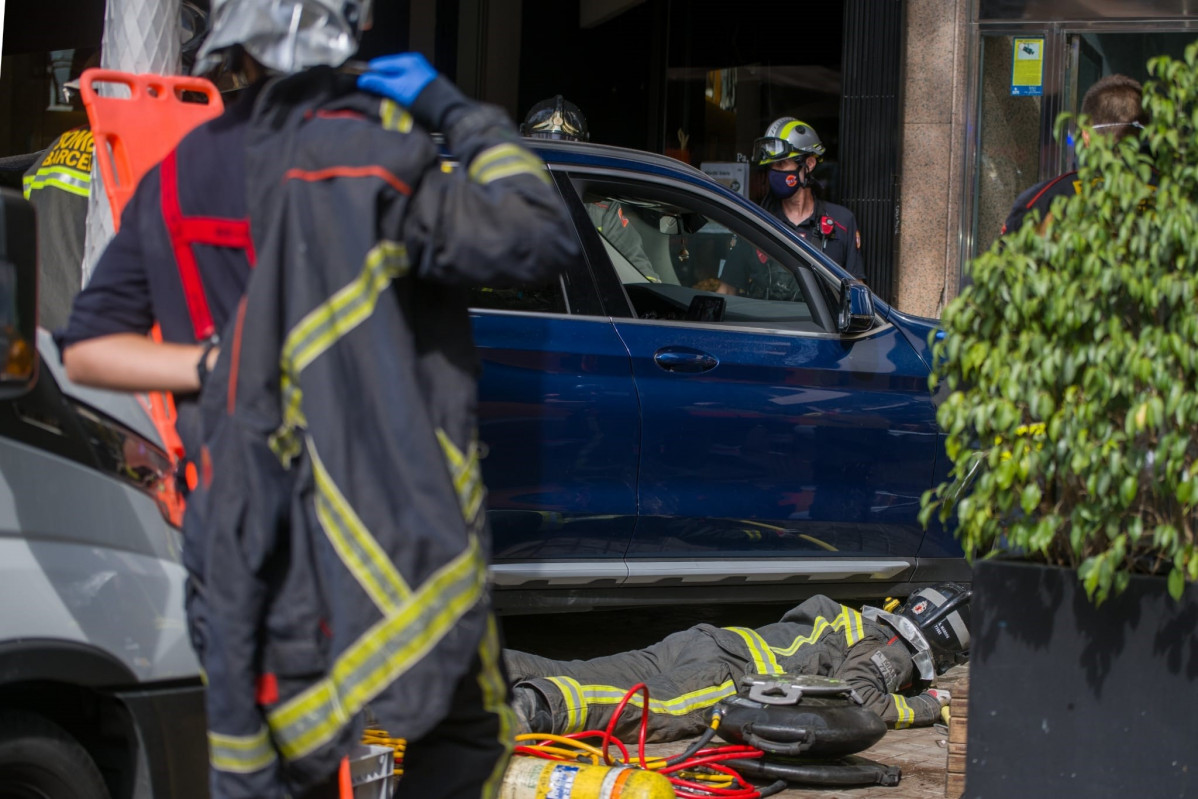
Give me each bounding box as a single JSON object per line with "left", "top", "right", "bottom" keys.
{"left": 506, "top": 595, "right": 943, "bottom": 743}
{"left": 190, "top": 67, "right": 578, "bottom": 798}
{"left": 24, "top": 127, "right": 93, "bottom": 330}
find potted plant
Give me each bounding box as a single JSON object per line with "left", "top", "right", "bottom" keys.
{"left": 921, "top": 45, "right": 1198, "bottom": 798}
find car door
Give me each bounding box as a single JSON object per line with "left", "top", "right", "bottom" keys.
{"left": 563, "top": 172, "right": 941, "bottom": 588}
{"left": 471, "top": 172, "right": 640, "bottom": 590}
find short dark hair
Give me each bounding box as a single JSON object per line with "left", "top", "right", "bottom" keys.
{"left": 1080, "top": 74, "right": 1147, "bottom": 140}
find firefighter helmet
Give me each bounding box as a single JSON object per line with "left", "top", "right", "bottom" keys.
{"left": 899, "top": 582, "right": 972, "bottom": 669}
{"left": 751, "top": 117, "right": 826, "bottom": 167}
{"left": 195, "top": 0, "right": 373, "bottom": 76}
{"left": 520, "top": 95, "right": 590, "bottom": 141}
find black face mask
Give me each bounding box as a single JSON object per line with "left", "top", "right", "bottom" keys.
{"left": 768, "top": 166, "right": 809, "bottom": 198}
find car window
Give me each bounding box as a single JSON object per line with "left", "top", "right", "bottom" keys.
{"left": 577, "top": 185, "right": 822, "bottom": 331}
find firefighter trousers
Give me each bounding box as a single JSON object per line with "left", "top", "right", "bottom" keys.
{"left": 506, "top": 629, "right": 739, "bottom": 742}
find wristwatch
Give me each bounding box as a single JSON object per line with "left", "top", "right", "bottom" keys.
{"left": 196, "top": 337, "right": 220, "bottom": 390}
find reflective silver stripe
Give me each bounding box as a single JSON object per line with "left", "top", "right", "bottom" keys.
{"left": 838, "top": 607, "right": 866, "bottom": 647}
{"left": 267, "top": 536, "right": 486, "bottom": 760}
{"left": 892, "top": 694, "right": 915, "bottom": 729}
{"left": 309, "top": 439, "right": 410, "bottom": 613}
{"left": 435, "top": 429, "right": 485, "bottom": 523}
{"left": 546, "top": 676, "right": 587, "bottom": 733}
{"left": 275, "top": 242, "right": 410, "bottom": 459}
{"left": 209, "top": 727, "right": 277, "bottom": 774}
{"left": 579, "top": 679, "right": 737, "bottom": 718}
{"left": 23, "top": 165, "right": 91, "bottom": 198}
{"left": 468, "top": 143, "right": 549, "bottom": 186}
{"left": 478, "top": 616, "right": 514, "bottom": 799}
{"left": 724, "top": 627, "right": 782, "bottom": 674}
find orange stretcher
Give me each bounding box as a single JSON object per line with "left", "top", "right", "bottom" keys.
{"left": 80, "top": 69, "right": 224, "bottom": 526}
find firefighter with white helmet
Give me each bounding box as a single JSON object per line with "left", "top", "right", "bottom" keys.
{"left": 720, "top": 117, "right": 865, "bottom": 292}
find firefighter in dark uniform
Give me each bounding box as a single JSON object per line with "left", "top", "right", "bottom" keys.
{"left": 1002, "top": 74, "right": 1147, "bottom": 237}
{"left": 720, "top": 117, "right": 864, "bottom": 293}
{"left": 521, "top": 95, "right": 663, "bottom": 281}
{"left": 507, "top": 584, "right": 970, "bottom": 743}
{"left": 59, "top": 1, "right": 578, "bottom": 797}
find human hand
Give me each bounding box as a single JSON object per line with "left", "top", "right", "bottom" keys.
{"left": 357, "top": 52, "right": 438, "bottom": 107}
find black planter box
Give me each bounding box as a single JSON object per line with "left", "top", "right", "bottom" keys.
{"left": 966, "top": 559, "right": 1198, "bottom": 798}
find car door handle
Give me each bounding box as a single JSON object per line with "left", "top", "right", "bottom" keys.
{"left": 653, "top": 347, "right": 718, "bottom": 373}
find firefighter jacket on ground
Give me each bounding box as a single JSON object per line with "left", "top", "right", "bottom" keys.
{"left": 24, "top": 127, "right": 94, "bottom": 330}
{"left": 506, "top": 595, "right": 943, "bottom": 743}
{"left": 190, "top": 67, "right": 578, "bottom": 798}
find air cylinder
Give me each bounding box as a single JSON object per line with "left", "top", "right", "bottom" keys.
{"left": 499, "top": 757, "right": 675, "bottom": 799}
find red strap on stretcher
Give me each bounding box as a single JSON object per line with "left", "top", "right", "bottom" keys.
{"left": 159, "top": 149, "right": 256, "bottom": 342}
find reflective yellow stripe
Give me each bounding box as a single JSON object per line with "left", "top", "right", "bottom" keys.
{"left": 309, "top": 439, "right": 411, "bottom": 613}
{"left": 435, "top": 429, "right": 485, "bottom": 523}
{"left": 209, "top": 727, "right": 277, "bottom": 774}
{"left": 267, "top": 536, "right": 486, "bottom": 760}
{"left": 837, "top": 607, "right": 866, "bottom": 647}
{"left": 23, "top": 165, "right": 91, "bottom": 198}
{"left": 892, "top": 694, "right": 914, "bottom": 729}
{"left": 725, "top": 627, "right": 782, "bottom": 674}
{"left": 380, "top": 99, "right": 414, "bottom": 133}
{"left": 468, "top": 143, "right": 549, "bottom": 186}
{"left": 478, "top": 616, "right": 514, "bottom": 799}
{"left": 546, "top": 676, "right": 587, "bottom": 733}
{"left": 578, "top": 679, "right": 737, "bottom": 717}
{"left": 276, "top": 242, "right": 409, "bottom": 454}
{"left": 778, "top": 120, "right": 805, "bottom": 141}
{"left": 770, "top": 615, "right": 838, "bottom": 657}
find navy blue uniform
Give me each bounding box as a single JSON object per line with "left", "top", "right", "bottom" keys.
{"left": 1001, "top": 171, "right": 1080, "bottom": 236}
{"left": 765, "top": 194, "right": 864, "bottom": 279}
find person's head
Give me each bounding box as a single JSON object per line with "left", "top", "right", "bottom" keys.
{"left": 897, "top": 582, "right": 972, "bottom": 673}
{"left": 751, "top": 117, "right": 825, "bottom": 199}
{"left": 194, "top": 0, "right": 373, "bottom": 77}
{"left": 520, "top": 95, "right": 589, "bottom": 141}
{"left": 1080, "top": 74, "right": 1146, "bottom": 144}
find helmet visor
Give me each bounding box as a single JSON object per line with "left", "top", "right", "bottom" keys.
{"left": 752, "top": 136, "right": 799, "bottom": 166}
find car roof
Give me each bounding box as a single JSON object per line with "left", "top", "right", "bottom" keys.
{"left": 523, "top": 138, "right": 731, "bottom": 192}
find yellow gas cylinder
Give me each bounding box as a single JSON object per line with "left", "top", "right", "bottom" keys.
{"left": 499, "top": 756, "right": 676, "bottom": 799}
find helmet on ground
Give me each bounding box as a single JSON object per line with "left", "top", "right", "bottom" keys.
{"left": 521, "top": 95, "right": 589, "bottom": 141}
{"left": 751, "top": 117, "right": 825, "bottom": 167}
{"left": 194, "top": 0, "right": 373, "bottom": 76}
{"left": 899, "top": 582, "right": 972, "bottom": 670}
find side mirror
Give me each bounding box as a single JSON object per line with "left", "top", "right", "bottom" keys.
{"left": 836, "top": 279, "right": 875, "bottom": 334}
{"left": 0, "top": 188, "right": 38, "bottom": 398}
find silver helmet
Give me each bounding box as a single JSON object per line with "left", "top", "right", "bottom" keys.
{"left": 751, "top": 117, "right": 826, "bottom": 167}
{"left": 194, "top": 0, "right": 373, "bottom": 76}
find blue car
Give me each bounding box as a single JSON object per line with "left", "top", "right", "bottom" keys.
{"left": 468, "top": 140, "right": 966, "bottom": 612}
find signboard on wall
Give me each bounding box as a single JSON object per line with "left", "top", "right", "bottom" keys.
{"left": 701, "top": 161, "right": 750, "bottom": 198}
{"left": 1011, "top": 37, "right": 1045, "bottom": 96}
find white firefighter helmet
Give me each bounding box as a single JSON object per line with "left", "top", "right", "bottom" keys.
{"left": 194, "top": 0, "right": 373, "bottom": 76}
{"left": 751, "top": 117, "right": 826, "bottom": 167}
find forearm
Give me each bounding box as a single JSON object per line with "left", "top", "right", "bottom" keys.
{"left": 62, "top": 333, "right": 213, "bottom": 393}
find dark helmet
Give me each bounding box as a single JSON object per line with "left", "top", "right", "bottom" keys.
{"left": 899, "top": 582, "right": 972, "bottom": 669}
{"left": 521, "top": 95, "right": 589, "bottom": 141}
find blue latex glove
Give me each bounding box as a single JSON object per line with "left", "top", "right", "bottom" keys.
{"left": 357, "top": 52, "right": 438, "bottom": 108}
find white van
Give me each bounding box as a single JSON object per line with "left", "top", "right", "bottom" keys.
{"left": 0, "top": 188, "right": 207, "bottom": 798}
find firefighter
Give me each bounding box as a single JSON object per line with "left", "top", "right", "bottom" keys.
{"left": 59, "top": 1, "right": 578, "bottom": 797}
{"left": 1002, "top": 74, "right": 1148, "bottom": 237}
{"left": 520, "top": 95, "right": 662, "bottom": 281}
{"left": 507, "top": 584, "right": 970, "bottom": 742}
{"left": 719, "top": 117, "right": 865, "bottom": 292}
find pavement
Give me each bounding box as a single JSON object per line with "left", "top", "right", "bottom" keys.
{"left": 639, "top": 724, "right": 951, "bottom": 798}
